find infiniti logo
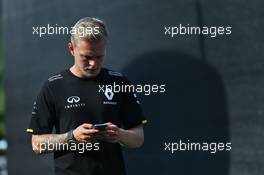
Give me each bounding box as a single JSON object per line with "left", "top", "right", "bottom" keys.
{"left": 67, "top": 96, "right": 80, "bottom": 103}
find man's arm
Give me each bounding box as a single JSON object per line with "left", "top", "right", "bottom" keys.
{"left": 31, "top": 123, "right": 99, "bottom": 154}
{"left": 118, "top": 125, "right": 144, "bottom": 148}
{"left": 32, "top": 133, "right": 68, "bottom": 154}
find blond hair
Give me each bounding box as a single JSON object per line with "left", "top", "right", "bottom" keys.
{"left": 70, "top": 17, "right": 108, "bottom": 44}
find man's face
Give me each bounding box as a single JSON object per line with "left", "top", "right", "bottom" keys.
{"left": 69, "top": 40, "right": 106, "bottom": 78}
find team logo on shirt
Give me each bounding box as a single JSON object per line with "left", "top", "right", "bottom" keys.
{"left": 103, "top": 87, "right": 117, "bottom": 105}
{"left": 67, "top": 96, "right": 80, "bottom": 103}
{"left": 104, "top": 87, "right": 114, "bottom": 100}
{"left": 65, "top": 96, "right": 86, "bottom": 109}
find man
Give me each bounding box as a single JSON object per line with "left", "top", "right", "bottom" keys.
{"left": 27, "top": 17, "right": 147, "bottom": 175}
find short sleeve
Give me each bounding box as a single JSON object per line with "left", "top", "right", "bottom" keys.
{"left": 26, "top": 81, "right": 56, "bottom": 134}
{"left": 120, "top": 78, "right": 147, "bottom": 129}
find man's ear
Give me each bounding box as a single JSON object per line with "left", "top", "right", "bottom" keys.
{"left": 68, "top": 42, "right": 75, "bottom": 56}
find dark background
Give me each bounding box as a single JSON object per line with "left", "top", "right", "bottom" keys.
{"left": 2, "top": 0, "right": 263, "bottom": 175}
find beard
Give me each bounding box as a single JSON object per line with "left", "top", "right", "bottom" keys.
{"left": 82, "top": 67, "right": 101, "bottom": 77}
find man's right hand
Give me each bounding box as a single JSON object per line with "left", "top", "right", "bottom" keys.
{"left": 73, "top": 123, "right": 99, "bottom": 142}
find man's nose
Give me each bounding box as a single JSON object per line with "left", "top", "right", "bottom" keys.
{"left": 88, "top": 59, "right": 96, "bottom": 67}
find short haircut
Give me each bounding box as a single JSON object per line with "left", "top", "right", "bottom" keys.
{"left": 70, "top": 17, "right": 108, "bottom": 44}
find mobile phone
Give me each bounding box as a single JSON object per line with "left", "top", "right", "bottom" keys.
{"left": 94, "top": 123, "right": 108, "bottom": 130}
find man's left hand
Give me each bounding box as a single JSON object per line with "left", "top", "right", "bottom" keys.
{"left": 94, "top": 122, "right": 122, "bottom": 143}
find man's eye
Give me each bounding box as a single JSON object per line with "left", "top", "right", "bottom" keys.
{"left": 95, "top": 56, "right": 103, "bottom": 60}
{"left": 81, "top": 55, "right": 91, "bottom": 59}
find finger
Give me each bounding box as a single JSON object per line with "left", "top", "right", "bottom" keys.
{"left": 105, "top": 122, "right": 115, "bottom": 127}
{"left": 83, "top": 129, "right": 99, "bottom": 135}
{"left": 106, "top": 130, "right": 116, "bottom": 134}
{"left": 81, "top": 134, "right": 92, "bottom": 140}
{"left": 82, "top": 123, "right": 94, "bottom": 129}
{"left": 106, "top": 125, "right": 118, "bottom": 131}
{"left": 103, "top": 130, "right": 117, "bottom": 137}
{"left": 106, "top": 122, "right": 118, "bottom": 128}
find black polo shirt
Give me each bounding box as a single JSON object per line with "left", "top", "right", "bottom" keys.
{"left": 27, "top": 68, "right": 146, "bottom": 175}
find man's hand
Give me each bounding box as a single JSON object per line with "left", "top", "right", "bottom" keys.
{"left": 73, "top": 123, "right": 99, "bottom": 142}
{"left": 94, "top": 122, "right": 120, "bottom": 143}
{"left": 94, "top": 122, "right": 144, "bottom": 148}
